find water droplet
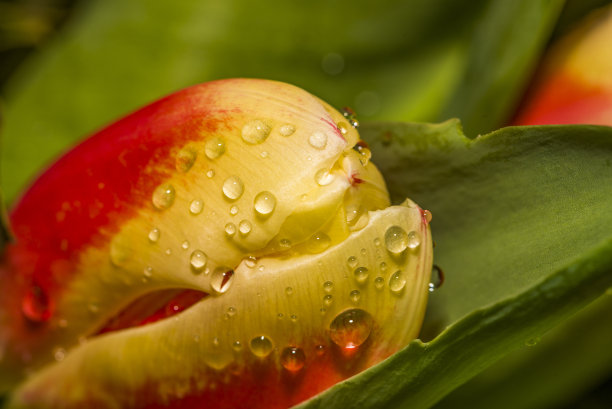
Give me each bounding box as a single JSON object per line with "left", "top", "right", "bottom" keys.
{"left": 407, "top": 230, "right": 421, "bottom": 249}
{"left": 329, "top": 308, "right": 373, "bottom": 349}
{"left": 279, "top": 124, "right": 296, "bottom": 136}
{"left": 349, "top": 290, "right": 361, "bottom": 304}
{"left": 280, "top": 238, "right": 291, "bottom": 248}
{"left": 384, "top": 225, "right": 409, "bottom": 254}
{"left": 143, "top": 266, "right": 153, "bottom": 278}
{"left": 206, "top": 169, "right": 215, "bottom": 178}
{"left": 260, "top": 151, "right": 269, "bottom": 159}
{"left": 315, "top": 169, "right": 335, "bottom": 186}
{"left": 211, "top": 268, "right": 234, "bottom": 294}
{"left": 353, "top": 267, "right": 369, "bottom": 284}
{"left": 152, "top": 184, "right": 175, "bottom": 210}
{"left": 309, "top": 132, "right": 328, "bottom": 149}
{"left": 315, "top": 344, "right": 326, "bottom": 356}
{"left": 205, "top": 136, "right": 226, "bottom": 159}
{"left": 249, "top": 335, "right": 274, "bottom": 357}
{"left": 355, "top": 145, "right": 371, "bottom": 165}
{"left": 374, "top": 276, "right": 384, "bottom": 290}
{"left": 423, "top": 209, "right": 433, "bottom": 223}
{"left": 181, "top": 240, "right": 190, "bottom": 250}
{"left": 244, "top": 256, "right": 257, "bottom": 268}
{"left": 254, "top": 191, "right": 276, "bottom": 216}
{"left": 290, "top": 314, "right": 298, "bottom": 322}
{"left": 189, "top": 250, "right": 207, "bottom": 272}
{"left": 53, "top": 348, "right": 66, "bottom": 362}
{"left": 342, "top": 107, "right": 360, "bottom": 128}
{"left": 22, "top": 285, "right": 53, "bottom": 323}
{"left": 360, "top": 248, "right": 367, "bottom": 256}
{"left": 307, "top": 232, "right": 331, "bottom": 253}
{"left": 229, "top": 205, "right": 239, "bottom": 216}
{"left": 525, "top": 337, "right": 541, "bottom": 347}
{"left": 323, "top": 281, "right": 334, "bottom": 293}
{"left": 389, "top": 270, "right": 406, "bottom": 293}
{"left": 429, "top": 265, "right": 445, "bottom": 292}
{"left": 148, "top": 228, "right": 160, "bottom": 243}
{"left": 165, "top": 248, "right": 172, "bottom": 256}
{"left": 337, "top": 122, "right": 349, "bottom": 136}
{"left": 285, "top": 287, "right": 294, "bottom": 296}
{"left": 227, "top": 307, "right": 236, "bottom": 317}
{"left": 242, "top": 120, "right": 271, "bottom": 144}
{"left": 222, "top": 176, "right": 244, "bottom": 200}
{"left": 238, "top": 220, "right": 252, "bottom": 235}
{"left": 323, "top": 294, "right": 333, "bottom": 306}
{"left": 281, "top": 347, "right": 306, "bottom": 372}
{"left": 373, "top": 237, "right": 381, "bottom": 246}
{"left": 379, "top": 262, "right": 387, "bottom": 272}
{"left": 189, "top": 199, "right": 204, "bottom": 215}
{"left": 225, "top": 223, "right": 236, "bottom": 237}
{"left": 347, "top": 256, "right": 358, "bottom": 268}
{"left": 232, "top": 340, "right": 242, "bottom": 352}
{"left": 176, "top": 147, "right": 197, "bottom": 172}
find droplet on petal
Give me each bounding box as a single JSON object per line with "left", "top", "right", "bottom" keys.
{"left": 205, "top": 136, "right": 226, "bottom": 159}
{"left": 190, "top": 250, "right": 208, "bottom": 272}
{"left": 374, "top": 276, "right": 384, "bottom": 290}
{"left": 323, "top": 281, "right": 334, "bottom": 292}
{"left": 349, "top": 290, "right": 361, "bottom": 304}
{"left": 222, "top": 176, "right": 244, "bottom": 200}
{"left": 315, "top": 169, "right": 335, "bottom": 186}
{"left": 384, "top": 225, "right": 409, "bottom": 254}
{"left": 347, "top": 256, "right": 358, "bottom": 268}
{"left": 329, "top": 308, "right": 373, "bottom": 349}
{"left": 279, "top": 124, "right": 296, "bottom": 136}
{"left": 306, "top": 232, "right": 331, "bottom": 253}
{"left": 353, "top": 267, "right": 369, "bottom": 284}
{"left": 152, "top": 184, "right": 176, "bottom": 210}
{"left": 175, "top": 147, "right": 197, "bottom": 172}
{"left": 225, "top": 223, "right": 237, "bottom": 237}
{"left": 238, "top": 220, "right": 252, "bottom": 235}
{"left": 242, "top": 120, "right": 271, "bottom": 144}
{"left": 189, "top": 199, "right": 204, "bottom": 215}
{"left": 281, "top": 347, "right": 306, "bottom": 372}
{"left": 407, "top": 230, "right": 421, "bottom": 249}
{"left": 254, "top": 191, "right": 276, "bottom": 216}
{"left": 148, "top": 228, "right": 160, "bottom": 243}
{"left": 389, "top": 270, "right": 407, "bottom": 294}
{"left": 211, "top": 268, "right": 234, "bottom": 294}
{"left": 309, "top": 131, "right": 328, "bottom": 149}
{"left": 249, "top": 335, "right": 274, "bottom": 357}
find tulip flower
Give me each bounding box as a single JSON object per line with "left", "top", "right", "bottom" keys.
{"left": 0, "top": 79, "right": 433, "bottom": 408}
{"left": 513, "top": 6, "right": 612, "bottom": 126}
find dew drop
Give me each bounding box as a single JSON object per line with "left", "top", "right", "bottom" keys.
{"left": 211, "top": 268, "right": 234, "bottom": 294}
{"left": 407, "top": 230, "right": 421, "bottom": 249}
{"left": 238, "top": 220, "right": 252, "bottom": 235}
{"left": 353, "top": 267, "right": 369, "bottom": 284}
{"left": 307, "top": 232, "right": 331, "bottom": 253}
{"left": 260, "top": 151, "right": 269, "bottom": 159}
{"left": 423, "top": 209, "right": 433, "bottom": 223}
{"left": 22, "top": 285, "right": 53, "bottom": 323}
{"left": 389, "top": 270, "right": 407, "bottom": 293}
{"left": 225, "top": 223, "right": 236, "bottom": 237}
{"left": 279, "top": 124, "right": 296, "bottom": 136}
{"left": 176, "top": 148, "right": 197, "bottom": 172}
{"left": 143, "top": 266, "right": 153, "bottom": 278}
{"left": 285, "top": 287, "right": 294, "bottom": 296}
{"left": 525, "top": 337, "right": 541, "bottom": 347}
{"left": 206, "top": 169, "right": 215, "bottom": 178}
{"left": 329, "top": 308, "right": 373, "bottom": 349}
{"left": 249, "top": 335, "right": 274, "bottom": 357}
{"left": 165, "top": 248, "right": 172, "bottom": 256}
{"left": 429, "top": 265, "right": 445, "bottom": 292}
{"left": 242, "top": 120, "right": 271, "bottom": 144}
{"left": 281, "top": 347, "right": 306, "bottom": 372}
{"left": 227, "top": 306, "right": 237, "bottom": 317}
{"left": 337, "top": 122, "right": 349, "bottom": 136}
{"left": 323, "top": 294, "right": 333, "bottom": 306}
{"left": 190, "top": 250, "right": 207, "bottom": 272}
{"left": 347, "top": 256, "right": 358, "bottom": 268}
{"left": 254, "top": 191, "right": 277, "bottom": 216}
{"left": 222, "top": 176, "right": 244, "bottom": 200}
{"left": 323, "top": 281, "right": 334, "bottom": 293}
{"left": 384, "top": 225, "right": 409, "bottom": 254}
{"left": 232, "top": 340, "right": 242, "bottom": 352}
{"left": 181, "top": 240, "right": 190, "bottom": 250}
{"left": 315, "top": 344, "right": 326, "bottom": 356}
{"left": 349, "top": 290, "right": 361, "bottom": 304}
{"left": 309, "top": 132, "right": 328, "bottom": 149}
{"left": 379, "top": 262, "right": 388, "bottom": 272}
{"left": 152, "top": 184, "right": 175, "bottom": 210}
{"left": 279, "top": 238, "right": 291, "bottom": 248}
{"left": 189, "top": 199, "right": 204, "bottom": 215}
{"left": 229, "top": 205, "right": 239, "bottom": 216}
{"left": 374, "top": 276, "right": 384, "bottom": 290}
{"left": 205, "top": 136, "right": 226, "bottom": 159}
{"left": 290, "top": 314, "right": 298, "bottom": 322}
{"left": 373, "top": 237, "right": 381, "bottom": 247}
{"left": 148, "top": 228, "right": 160, "bottom": 243}
{"left": 315, "top": 169, "right": 335, "bottom": 186}
{"left": 244, "top": 256, "right": 257, "bottom": 268}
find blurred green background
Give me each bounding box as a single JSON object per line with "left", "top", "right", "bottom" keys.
{"left": 1, "top": 0, "right": 611, "bottom": 408}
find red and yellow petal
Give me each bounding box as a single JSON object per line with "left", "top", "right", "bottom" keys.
{"left": 0, "top": 78, "right": 432, "bottom": 408}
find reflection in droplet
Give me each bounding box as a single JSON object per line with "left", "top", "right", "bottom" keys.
{"left": 353, "top": 267, "right": 369, "bottom": 284}
{"left": 389, "top": 270, "right": 407, "bottom": 294}
{"left": 152, "top": 184, "right": 175, "bottom": 210}
{"left": 190, "top": 250, "right": 207, "bottom": 272}
{"left": 189, "top": 199, "right": 204, "bottom": 215}
{"left": 281, "top": 347, "right": 306, "bottom": 372}
{"left": 329, "top": 308, "right": 373, "bottom": 349}
{"left": 309, "top": 132, "right": 328, "bottom": 149}
{"left": 249, "top": 335, "right": 274, "bottom": 357}
{"left": 279, "top": 124, "right": 296, "bottom": 136}
{"left": 242, "top": 120, "right": 271, "bottom": 144}
{"left": 211, "top": 268, "right": 234, "bottom": 294}
{"left": 254, "top": 191, "right": 276, "bottom": 216}
{"left": 148, "top": 228, "right": 160, "bottom": 243}
{"left": 238, "top": 220, "right": 252, "bottom": 235}
{"left": 205, "top": 136, "right": 226, "bottom": 159}
{"left": 222, "top": 176, "right": 244, "bottom": 200}
{"left": 384, "top": 225, "right": 409, "bottom": 254}
{"left": 176, "top": 147, "right": 197, "bottom": 172}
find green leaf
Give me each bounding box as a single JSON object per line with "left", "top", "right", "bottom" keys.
{"left": 294, "top": 121, "right": 612, "bottom": 408}
{"left": 1, "top": 0, "right": 563, "bottom": 203}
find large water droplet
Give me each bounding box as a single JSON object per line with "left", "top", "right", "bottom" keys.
{"left": 190, "top": 250, "right": 207, "bottom": 272}
{"left": 353, "top": 267, "right": 369, "bottom": 284}
{"left": 279, "top": 124, "right": 296, "bottom": 136}
{"left": 22, "top": 285, "right": 53, "bottom": 323}
{"left": 307, "top": 232, "right": 331, "bottom": 253}
{"left": 337, "top": 122, "right": 349, "bottom": 136}
{"left": 254, "top": 191, "right": 276, "bottom": 216}
{"left": 429, "top": 265, "right": 445, "bottom": 292}
{"left": 205, "top": 136, "right": 226, "bottom": 159}
{"left": 238, "top": 220, "right": 252, "bottom": 235}
{"left": 309, "top": 132, "right": 328, "bottom": 149}
{"left": 407, "top": 230, "right": 421, "bottom": 249}
{"left": 249, "top": 335, "right": 274, "bottom": 357}
{"left": 222, "top": 176, "right": 244, "bottom": 200}
{"left": 189, "top": 199, "right": 204, "bottom": 215}
{"left": 152, "top": 184, "right": 175, "bottom": 210}
{"left": 389, "top": 270, "right": 407, "bottom": 293}
{"left": 242, "top": 120, "right": 271, "bottom": 144}
{"left": 281, "top": 347, "right": 306, "bottom": 372}
{"left": 176, "top": 148, "right": 197, "bottom": 172}
{"left": 148, "top": 228, "right": 160, "bottom": 243}
{"left": 211, "top": 268, "right": 234, "bottom": 294}
{"left": 315, "top": 169, "right": 335, "bottom": 186}
{"left": 423, "top": 209, "right": 433, "bottom": 223}
{"left": 225, "top": 222, "right": 236, "bottom": 237}
{"left": 329, "top": 308, "right": 373, "bottom": 349}
{"left": 384, "top": 225, "right": 409, "bottom": 254}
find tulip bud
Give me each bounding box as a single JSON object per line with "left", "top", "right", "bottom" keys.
{"left": 513, "top": 6, "right": 612, "bottom": 126}
{"left": 0, "top": 79, "right": 432, "bottom": 409}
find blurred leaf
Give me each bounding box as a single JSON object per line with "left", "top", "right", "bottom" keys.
{"left": 1, "top": 0, "right": 563, "bottom": 202}
{"left": 294, "top": 122, "right": 612, "bottom": 408}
